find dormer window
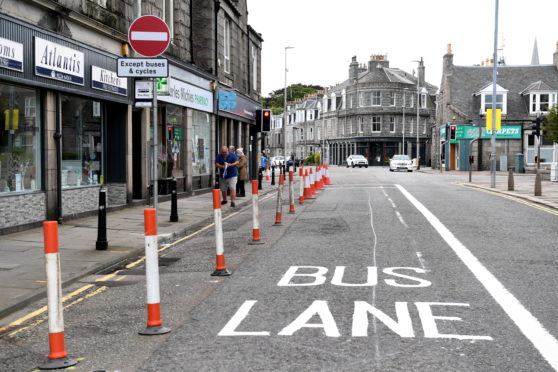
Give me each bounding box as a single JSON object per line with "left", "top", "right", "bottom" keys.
{"left": 475, "top": 83, "right": 508, "bottom": 114}
{"left": 530, "top": 92, "right": 557, "bottom": 114}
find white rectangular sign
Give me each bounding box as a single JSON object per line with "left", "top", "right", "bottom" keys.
{"left": 34, "top": 37, "right": 84, "bottom": 85}
{"left": 135, "top": 80, "right": 153, "bottom": 99}
{"left": 0, "top": 37, "right": 24, "bottom": 72}
{"left": 117, "top": 58, "right": 168, "bottom": 77}
{"left": 91, "top": 66, "right": 128, "bottom": 96}
{"left": 158, "top": 77, "right": 213, "bottom": 113}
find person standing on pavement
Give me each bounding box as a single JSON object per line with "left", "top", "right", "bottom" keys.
{"left": 215, "top": 145, "right": 239, "bottom": 207}
{"left": 236, "top": 148, "right": 247, "bottom": 197}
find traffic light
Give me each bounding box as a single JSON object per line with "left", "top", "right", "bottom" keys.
{"left": 449, "top": 125, "right": 456, "bottom": 140}
{"left": 256, "top": 109, "right": 271, "bottom": 132}
{"left": 531, "top": 117, "right": 542, "bottom": 137}
{"left": 167, "top": 126, "right": 173, "bottom": 141}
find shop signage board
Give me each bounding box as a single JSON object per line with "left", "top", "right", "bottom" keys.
{"left": 135, "top": 80, "right": 153, "bottom": 99}
{"left": 91, "top": 66, "right": 127, "bottom": 96}
{"left": 218, "top": 87, "right": 258, "bottom": 121}
{"left": 117, "top": 58, "right": 168, "bottom": 77}
{"left": 456, "top": 125, "right": 522, "bottom": 140}
{"left": 128, "top": 15, "right": 171, "bottom": 57}
{"left": 0, "top": 37, "right": 24, "bottom": 72}
{"left": 157, "top": 77, "right": 213, "bottom": 113}
{"left": 34, "top": 37, "right": 84, "bottom": 85}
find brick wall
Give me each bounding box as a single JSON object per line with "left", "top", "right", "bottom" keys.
{"left": 0, "top": 192, "right": 46, "bottom": 228}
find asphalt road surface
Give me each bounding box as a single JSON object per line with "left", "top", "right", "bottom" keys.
{"left": 1, "top": 167, "right": 558, "bottom": 372}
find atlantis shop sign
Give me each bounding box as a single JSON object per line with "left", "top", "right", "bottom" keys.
{"left": 34, "top": 37, "right": 84, "bottom": 85}
{"left": 0, "top": 37, "right": 23, "bottom": 72}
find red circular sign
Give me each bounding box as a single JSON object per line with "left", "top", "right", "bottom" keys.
{"left": 128, "top": 16, "right": 171, "bottom": 57}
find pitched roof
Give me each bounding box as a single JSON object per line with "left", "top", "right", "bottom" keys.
{"left": 519, "top": 80, "right": 555, "bottom": 95}
{"left": 447, "top": 64, "right": 558, "bottom": 119}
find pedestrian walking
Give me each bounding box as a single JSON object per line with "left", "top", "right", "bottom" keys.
{"left": 236, "top": 148, "right": 247, "bottom": 197}
{"left": 215, "top": 146, "right": 239, "bottom": 208}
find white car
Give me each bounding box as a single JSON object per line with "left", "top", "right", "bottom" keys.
{"left": 389, "top": 154, "right": 413, "bottom": 172}
{"left": 346, "top": 155, "right": 368, "bottom": 168}
{"left": 270, "top": 156, "right": 284, "bottom": 167}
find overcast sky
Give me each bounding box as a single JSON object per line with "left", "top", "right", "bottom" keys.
{"left": 247, "top": 0, "right": 558, "bottom": 96}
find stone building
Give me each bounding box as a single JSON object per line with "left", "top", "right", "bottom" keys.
{"left": 0, "top": 0, "right": 261, "bottom": 233}
{"left": 433, "top": 44, "right": 558, "bottom": 172}
{"left": 269, "top": 54, "right": 437, "bottom": 166}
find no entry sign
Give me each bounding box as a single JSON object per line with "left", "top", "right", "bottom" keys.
{"left": 128, "top": 15, "right": 171, "bottom": 57}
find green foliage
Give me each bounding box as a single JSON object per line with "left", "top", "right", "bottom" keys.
{"left": 544, "top": 106, "right": 558, "bottom": 143}
{"left": 262, "top": 84, "right": 324, "bottom": 114}
{"left": 304, "top": 154, "right": 314, "bottom": 165}
{"left": 313, "top": 153, "right": 320, "bottom": 164}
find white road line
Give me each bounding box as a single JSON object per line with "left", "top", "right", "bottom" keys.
{"left": 367, "top": 192, "right": 381, "bottom": 368}
{"left": 381, "top": 186, "right": 406, "bottom": 227}
{"left": 395, "top": 184, "right": 558, "bottom": 371}
{"left": 395, "top": 211, "right": 408, "bottom": 229}
{"left": 415, "top": 251, "right": 427, "bottom": 270}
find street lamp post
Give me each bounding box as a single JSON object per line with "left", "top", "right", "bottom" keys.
{"left": 490, "top": 0, "right": 500, "bottom": 188}
{"left": 412, "top": 59, "right": 423, "bottom": 169}
{"left": 284, "top": 46, "right": 294, "bottom": 165}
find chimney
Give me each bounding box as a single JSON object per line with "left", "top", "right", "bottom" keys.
{"left": 443, "top": 44, "right": 454, "bottom": 75}
{"left": 554, "top": 42, "right": 558, "bottom": 70}
{"left": 368, "top": 54, "right": 389, "bottom": 70}
{"left": 349, "top": 56, "right": 359, "bottom": 82}
{"left": 418, "top": 57, "right": 425, "bottom": 87}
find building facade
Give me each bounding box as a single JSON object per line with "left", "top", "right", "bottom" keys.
{"left": 0, "top": 0, "right": 261, "bottom": 233}
{"left": 269, "top": 54, "right": 437, "bottom": 166}
{"left": 433, "top": 44, "right": 558, "bottom": 172}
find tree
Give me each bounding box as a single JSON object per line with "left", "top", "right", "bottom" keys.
{"left": 262, "top": 83, "right": 324, "bottom": 114}
{"left": 544, "top": 106, "right": 558, "bottom": 143}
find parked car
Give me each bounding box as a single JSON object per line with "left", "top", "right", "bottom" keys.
{"left": 270, "top": 156, "right": 284, "bottom": 167}
{"left": 389, "top": 154, "right": 413, "bottom": 172}
{"left": 346, "top": 155, "right": 368, "bottom": 168}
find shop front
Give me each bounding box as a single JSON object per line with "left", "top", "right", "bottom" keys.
{"left": 0, "top": 14, "right": 132, "bottom": 232}
{"left": 154, "top": 64, "right": 214, "bottom": 194}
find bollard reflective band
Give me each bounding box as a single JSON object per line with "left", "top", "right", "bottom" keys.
{"left": 43, "top": 221, "right": 59, "bottom": 254}
{"left": 213, "top": 189, "right": 221, "bottom": 209}
{"left": 289, "top": 170, "right": 294, "bottom": 182}
{"left": 144, "top": 209, "right": 157, "bottom": 236}
{"left": 252, "top": 180, "right": 258, "bottom": 195}
{"left": 279, "top": 174, "right": 285, "bottom": 185}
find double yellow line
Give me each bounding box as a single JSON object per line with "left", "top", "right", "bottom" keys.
{"left": 457, "top": 183, "right": 558, "bottom": 216}
{"left": 1, "top": 211, "right": 240, "bottom": 337}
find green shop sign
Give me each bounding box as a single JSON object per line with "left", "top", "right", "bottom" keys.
{"left": 455, "top": 125, "right": 522, "bottom": 140}
{"left": 174, "top": 127, "right": 184, "bottom": 141}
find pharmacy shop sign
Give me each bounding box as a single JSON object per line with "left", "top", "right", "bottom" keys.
{"left": 157, "top": 77, "right": 213, "bottom": 113}
{"left": 91, "top": 66, "right": 128, "bottom": 96}
{"left": 34, "top": 37, "right": 84, "bottom": 85}
{"left": 0, "top": 37, "right": 23, "bottom": 72}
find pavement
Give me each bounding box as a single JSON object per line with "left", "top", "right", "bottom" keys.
{"left": 0, "top": 176, "right": 281, "bottom": 320}
{"left": 1, "top": 167, "right": 557, "bottom": 322}
{"left": 417, "top": 167, "right": 558, "bottom": 210}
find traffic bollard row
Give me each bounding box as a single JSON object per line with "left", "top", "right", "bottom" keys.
{"left": 274, "top": 174, "right": 284, "bottom": 225}
{"left": 288, "top": 170, "right": 295, "bottom": 214}
{"left": 249, "top": 180, "right": 264, "bottom": 245}
{"left": 211, "top": 189, "right": 231, "bottom": 276}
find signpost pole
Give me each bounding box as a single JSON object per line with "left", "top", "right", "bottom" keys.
{"left": 152, "top": 78, "right": 158, "bottom": 217}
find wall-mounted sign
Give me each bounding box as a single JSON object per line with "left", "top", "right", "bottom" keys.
{"left": 117, "top": 58, "right": 168, "bottom": 77}
{"left": 135, "top": 80, "right": 153, "bottom": 99}
{"left": 0, "top": 37, "right": 23, "bottom": 72}
{"left": 157, "top": 77, "right": 213, "bottom": 113}
{"left": 456, "top": 125, "right": 522, "bottom": 140}
{"left": 91, "top": 66, "right": 127, "bottom": 96}
{"left": 34, "top": 37, "right": 84, "bottom": 85}
{"left": 218, "top": 87, "right": 258, "bottom": 122}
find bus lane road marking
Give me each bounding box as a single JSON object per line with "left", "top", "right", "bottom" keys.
{"left": 395, "top": 183, "right": 558, "bottom": 371}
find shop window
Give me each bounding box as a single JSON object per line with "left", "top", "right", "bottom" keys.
{"left": 0, "top": 84, "right": 41, "bottom": 194}
{"left": 165, "top": 104, "right": 184, "bottom": 179}
{"left": 192, "top": 110, "right": 211, "bottom": 176}
{"left": 61, "top": 95, "right": 103, "bottom": 187}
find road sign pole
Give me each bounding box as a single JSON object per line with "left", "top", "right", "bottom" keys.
{"left": 153, "top": 78, "right": 158, "bottom": 219}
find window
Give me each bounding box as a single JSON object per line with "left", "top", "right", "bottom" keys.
{"left": 358, "top": 117, "right": 363, "bottom": 133}
{"left": 300, "top": 129, "right": 304, "bottom": 140}
{"left": 164, "top": 0, "right": 174, "bottom": 42}
{"left": 223, "top": 18, "right": 231, "bottom": 73}
{"left": 192, "top": 110, "right": 211, "bottom": 176}
{"left": 0, "top": 84, "right": 41, "bottom": 194}
{"left": 388, "top": 116, "right": 395, "bottom": 132}
{"left": 530, "top": 92, "right": 557, "bottom": 114}
{"left": 349, "top": 95, "right": 354, "bottom": 109}
{"left": 372, "top": 116, "right": 381, "bottom": 132}
{"left": 61, "top": 95, "right": 103, "bottom": 188}
{"left": 372, "top": 91, "right": 381, "bottom": 106}
{"left": 251, "top": 45, "right": 258, "bottom": 92}
{"left": 309, "top": 127, "right": 313, "bottom": 140}
{"left": 342, "top": 90, "right": 346, "bottom": 110}
{"left": 317, "top": 126, "right": 321, "bottom": 140}
{"left": 389, "top": 92, "right": 396, "bottom": 106}
{"left": 423, "top": 119, "right": 427, "bottom": 134}
{"left": 359, "top": 92, "right": 365, "bottom": 107}
{"left": 410, "top": 94, "right": 414, "bottom": 108}
{"left": 410, "top": 118, "right": 414, "bottom": 134}
{"left": 420, "top": 93, "right": 427, "bottom": 108}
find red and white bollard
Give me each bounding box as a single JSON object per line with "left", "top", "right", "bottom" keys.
{"left": 316, "top": 166, "right": 324, "bottom": 190}
{"left": 211, "top": 190, "right": 231, "bottom": 276}
{"left": 304, "top": 169, "right": 315, "bottom": 199}
{"left": 325, "top": 164, "right": 332, "bottom": 185}
{"left": 249, "top": 180, "right": 264, "bottom": 245}
{"left": 299, "top": 169, "right": 305, "bottom": 204}
{"left": 139, "top": 209, "right": 171, "bottom": 335}
{"left": 288, "top": 170, "right": 296, "bottom": 214}
{"left": 38, "top": 221, "right": 77, "bottom": 370}
{"left": 320, "top": 166, "right": 326, "bottom": 189}
{"left": 274, "top": 174, "right": 284, "bottom": 225}
{"left": 265, "top": 169, "right": 270, "bottom": 182}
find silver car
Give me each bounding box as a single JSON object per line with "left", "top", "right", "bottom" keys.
{"left": 346, "top": 155, "right": 369, "bottom": 168}
{"left": 389, "top": 155, "right": 413, "bottom": 172}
